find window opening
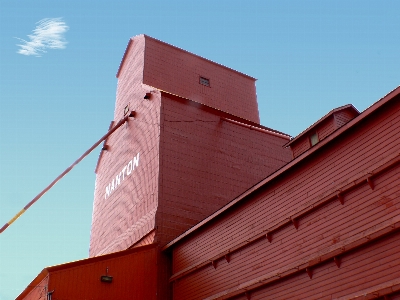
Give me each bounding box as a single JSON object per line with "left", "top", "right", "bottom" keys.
{"left": 310, "top": 133, "right": 319, "bottom": 146}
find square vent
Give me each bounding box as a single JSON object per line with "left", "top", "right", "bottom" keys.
{"left": 199, "top": 76, "right": 210, "bottom": 87}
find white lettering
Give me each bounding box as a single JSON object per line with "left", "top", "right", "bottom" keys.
{"left": 103, "top": 153, "right": 140, "bottom": 199}
{"left": 111, "top": 179, "right": 115, "bottom": 192}
{"left": 133, "top": 153, "right": 139, "bottom": 169}
{"left": 105, "top": 184, "right": 110, "bottom": 199}
{"left": 122, "top": 166, "right": 127, "bottom": 180}
{"left": 127, "top": 160, "right": 133, "bottom": 175}
{"left": 115, "top": 173, "right": 121, "bottom": 187}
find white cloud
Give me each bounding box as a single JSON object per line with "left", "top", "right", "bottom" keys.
{"left": 16, "top": 18, "right": 69, "bottom": 57}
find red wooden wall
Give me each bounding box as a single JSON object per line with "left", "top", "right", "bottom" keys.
{"left": 334, "top": 108, "right": 357, "bottom": 128}
{"left": 168, "top": 91, "right": 400, "bottom": 299}
{"left": 18, "top": 36, "right": 400, "bottom": 300}
{"left": 290, "top": 114, "right": 337, "bottom": 158}
{"left": 20, "top": 274, "right": 49, "bottom": 300}
{"left": 90, "top": 34, "right": 291, "bottom": 257}
{"left": 141, "top": 35, "right": 260, "bottom": 124}
{"left": 89, "top": 69, "right": 162, "bottom": 256}
{"left": 18, "top": 245, "right": 158, "bottom": 300}
{"left": 289, "top": 105, "right": 359, "bottom": 158}
{"left": 156, "top": 92, "right": 292, "bottom": 247}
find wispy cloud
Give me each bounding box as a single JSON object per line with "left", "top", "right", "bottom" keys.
{"left": 16, "top": 18, "right": 69, "bottom": 57}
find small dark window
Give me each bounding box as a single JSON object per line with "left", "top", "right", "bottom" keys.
{"left": 199, "top": 76, "right": 210, "bottom": 87}
{"left": 310, "top": 133, "right": 319, "bottom": 146}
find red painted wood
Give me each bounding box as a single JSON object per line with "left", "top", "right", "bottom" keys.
{"left": 170, "top": 171, "right": 398, "bottom": 290}
{"left": 18, "top": 246, "right": 158, "bottom": 300}
{"left": 90, "top": 35, "right": 291, "bottom": 258}
{"left": 90, "top": 35, "right": 162, "bottom": 256}
{"left": 156, "top": 93, "right": 291, "bottom": 247}
{"left": 317, "top": 115, "right": 336, "bottom": 141}
{"left": 141, "top": 35, "right": 260, "bottom": 124}
{"left": 391, "top": 292, "right": 400, "bottom": 300}
{"left": 187, "top": 233, "right": 400, "bottom": 300}
{"left": 16, "top": 37, "right": 400, "bottom": 300}
{"left": 171, "top": 96, "right": 400, "bottom": 299}
{"left": 334, "top": 108, "right": 358, "bottom": 128}
{"left": 290, "top": 105, "right": 359, "bottom": 158}
{"left": 175, "top": 99, "right": 400, "bottom": 272}
{"left": 291, "top": 137, "right": 310, "bottom": 158}
{"left": 251, "top": 234, "right": 400, "bottom": 300}
{"left": 18, "top": 274, "right": 49, "bottom": 300}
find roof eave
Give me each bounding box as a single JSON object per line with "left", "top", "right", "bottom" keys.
{"left": 16, "top": 269, "right": 49, "bottom": 300}
{"left": 116, "top": 37, "right": 134, "bottom": 78}
{"left": 284, "top": 104, "right": 360, "bottom": 147}
{"left": 156, "top": 89, "right": 290, "bottom": 138}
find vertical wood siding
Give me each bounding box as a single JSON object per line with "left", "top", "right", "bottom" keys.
{"left": 49, "top": 246, "right": 157, "bottom": 300}
{"left": 19, "top": 246, "right": 158, "bottom": 300}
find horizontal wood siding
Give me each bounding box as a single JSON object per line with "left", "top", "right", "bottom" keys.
{"left": 290, "top": 108, "right": 358, "bottom": 158}
{"left": 171, "top": 96, "right": 400, "bottom": 299}
{"left": 90, "top": 37, "right": 161, "bottom": 256}
{"left": 229, "top": 233, "right": 400, "bottom": 300}
{"left": 173, "top": 166, "right": 400, "bottom": 299}
{"left": 157, "top": 93, "right": 292, "bottom": 247}
{"left": 291, "top": 137, "right": 310, "bottom": 158}
{"left": 316, "top": 116, "right": 336, "bottom": 140}
{"left": 143, "top": 36, "right": 260, "bottom": 123}
{"left": 291, "top": 116, "right": 336, "bottom": 158}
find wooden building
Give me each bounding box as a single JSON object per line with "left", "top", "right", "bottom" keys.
{"left": 17, "top": 245, "right": 158, "bottom": 300}
{"left": 18, "top": 35, "right": 400, "bottom": 300}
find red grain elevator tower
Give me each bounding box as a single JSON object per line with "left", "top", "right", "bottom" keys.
{"left": 16, "top": 35, "right": 400, "bottom": 300}
{"left": 89, "top": 34, "right": 292, "bottom": 297}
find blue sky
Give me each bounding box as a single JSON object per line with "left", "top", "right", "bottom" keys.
{"left": 0, "top": 1, "right": 399, "bottom": 299}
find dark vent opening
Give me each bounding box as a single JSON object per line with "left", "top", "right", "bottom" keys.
{"left": 199, "top": 76, "right": 210, "bottom": 87}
